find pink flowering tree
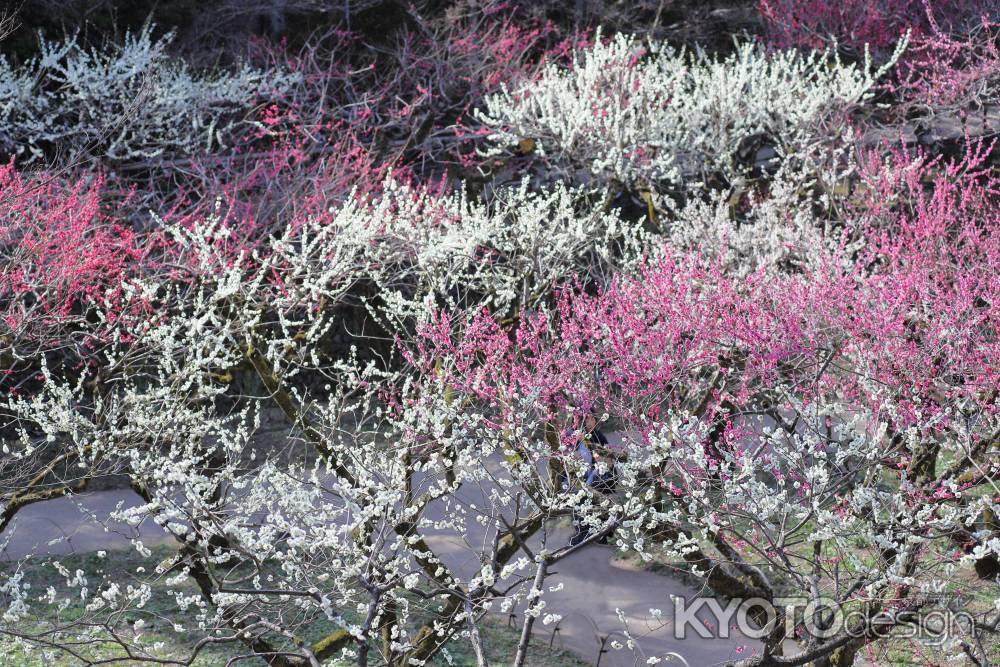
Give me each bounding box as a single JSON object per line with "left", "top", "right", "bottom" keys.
{"left": 758, "top": 0, "right": 997, "bottom": 53}
{"left": 401, "top": 140, "right": 1000, "bottom": 665}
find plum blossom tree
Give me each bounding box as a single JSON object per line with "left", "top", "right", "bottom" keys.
{"left": 758, "top": 0, "right": 998, "bottom": 53}
{"left": 410, "top": 142, "right": 1000, "bottom": 664}
{"left": 475, "top": 30, "right": 905, "bottom": 198}
{"left": 0, "top": 156, "right": 650, "bottom": 664}
{"left": 0, "top": 164, "right": 152, "bottom": 346}
{"left": 0, "top": 24, "right": 298, "bottom": 163}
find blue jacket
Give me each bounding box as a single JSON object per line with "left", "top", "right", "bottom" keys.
{"left": 576, "top": 429, "right": 609, "bottom": 486}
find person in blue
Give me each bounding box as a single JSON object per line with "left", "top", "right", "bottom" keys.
{"left": 569, "top": 411, "right": 616, "bottom": 546}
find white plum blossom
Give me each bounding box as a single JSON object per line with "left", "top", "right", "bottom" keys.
{"left": 0, "top": 24, "right": 298, "bottom": 161}
{"left": 476, "top": 31, "right": 905, "bottom": 191}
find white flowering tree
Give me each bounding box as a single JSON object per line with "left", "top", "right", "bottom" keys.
{"left": 475, "top": 31, "right": 905, "bottom": 197}
{"left": 0, "top": 172, "right": 650, "bottom": 665}
{"left": 0, "top": 25, "right": 298, "bottom": 162}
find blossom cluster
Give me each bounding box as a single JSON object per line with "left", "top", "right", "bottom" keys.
{"left": 0, "top": 24, "right": 297, "bottom": 162}
{"left": 758, "top": 0, "right": 998, "bottom": 52}
{"left": 476, "top": 31, "right": 903, "bottom": 191}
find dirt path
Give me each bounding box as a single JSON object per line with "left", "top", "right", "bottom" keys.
{"left": 0, "top": 488, "right": 175, "bottom": 559}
